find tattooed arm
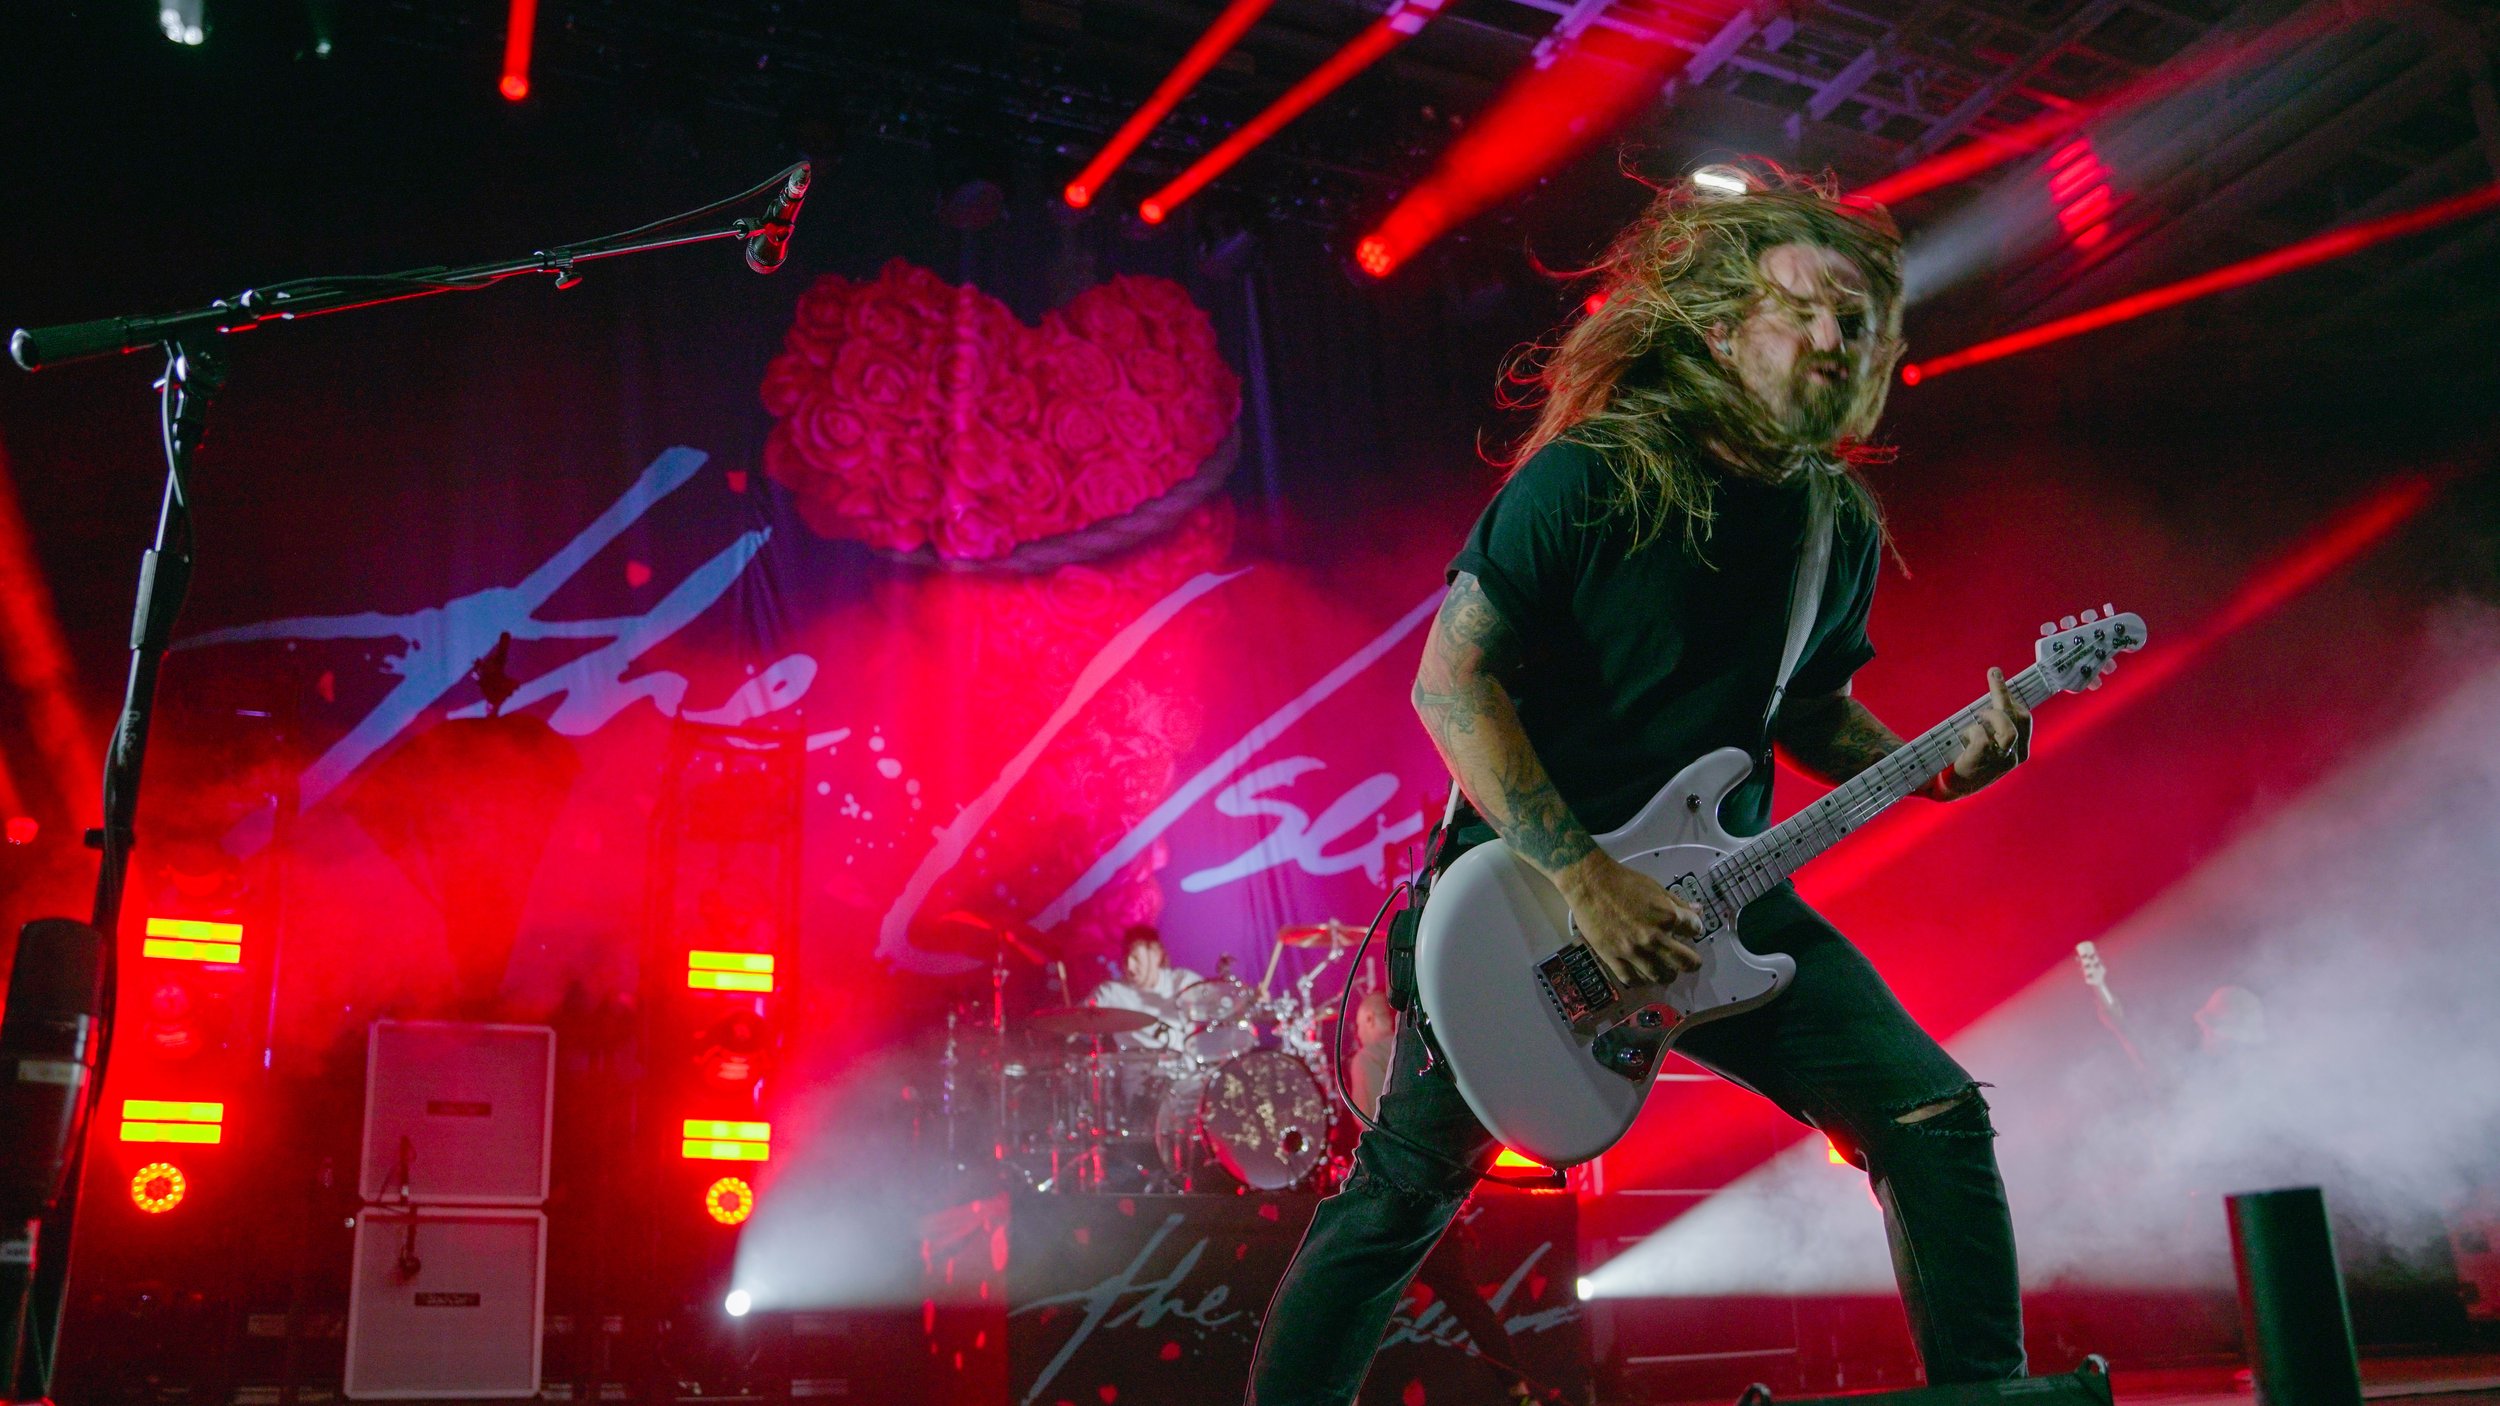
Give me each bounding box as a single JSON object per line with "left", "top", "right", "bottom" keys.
{"left": 1775, "top": 670, "right": 2028, "bottom": 802}
{"left": 1773, "top": 685, "right": 1902, "bottom": 787}
{"left": 1413, "top": 574, "right": 1701, "bottom": 984}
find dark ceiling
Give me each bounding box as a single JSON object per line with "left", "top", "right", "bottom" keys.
{"left": 8, "top": 0, "right": 2499, "bottom": 421}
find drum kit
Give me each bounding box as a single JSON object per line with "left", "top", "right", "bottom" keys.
{"left": 943, "top": 917, "right": 1373, "bottom": 1194}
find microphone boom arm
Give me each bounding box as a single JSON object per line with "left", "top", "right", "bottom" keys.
{"left": 9, "top": 159, "right": 812, "bottom": 371}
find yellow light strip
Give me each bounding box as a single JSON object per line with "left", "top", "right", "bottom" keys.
{"left": 122, "top": 1099, "right": 225, "bottom": 1123}
{"left": 141, "top": 938, "right": 243, "bottom": 963}
{"left": 121, "top": 1122, "right": 223, "bottom": 1145}
{"left": 687, "top": 971, "right": 774, "bottom": 993}
{"left": 681, "top": 1139, "right": 770, "bottom": 1162}
{"left": 146, "top": 917, "right": 242, "bottom": 942}
{"left": 681, "top": 1119, "right": 770, "bottom": 1142}
{"left": 687, "top": 950, "right": 775, "bottom": 973}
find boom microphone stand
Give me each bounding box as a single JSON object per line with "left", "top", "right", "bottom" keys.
{"left": 0, "top": 159, "right": 812, "bottom": 1403}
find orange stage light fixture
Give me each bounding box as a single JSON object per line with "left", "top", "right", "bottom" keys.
{"left": 687, "top": 949, "right": 775, "bottom": 993}
{"left": 120, "top": 1098, "right": 226, "bottom": 1145}
{"left": 1065, "top": 0, "right": 1281, "bottom": 210}
{"left": 500, "top": 0, "right": 537, "bottom": 102}
{"left": 143, "top": 916, "right": 242, "bottom": 964}
{"left": 704, "top": 1175, "right": 756, "bottom": 1226}
{"left": 1901, "top": 183, "right": 2500, "bottom": 385}
{"left": 682, "top": 1118, "right": 772, "bottom": 1162}
{"left": 130, "top": 1162, "right": 188, "bottom": 1214}
{"left": 1139, "top": 0, "right": 1449, "bottom": 225}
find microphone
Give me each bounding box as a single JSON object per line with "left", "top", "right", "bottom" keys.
{"left": 745, "top": 163, "right": 812, "bottom": 275}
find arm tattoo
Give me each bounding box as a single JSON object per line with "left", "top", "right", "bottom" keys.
{"left": 1776, "top": 692, "right": 1902, "bottom": 785}
{"left": 1413, "top": 575, "right": 1597, "bottom": 877}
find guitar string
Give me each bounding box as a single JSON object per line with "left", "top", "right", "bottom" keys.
{"left": 1725, "top": 669, "right": 2041, "bottom": 901}
{"left": 1714, "top": 662, "right": 2059, "bottom": 907}
{"left": 1704, "top": 662, "right": 2063, "bottom": 917}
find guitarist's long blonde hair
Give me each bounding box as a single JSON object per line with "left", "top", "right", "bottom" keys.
{"left": 1502, "top": 160, "right": 1906, "bottom": 556}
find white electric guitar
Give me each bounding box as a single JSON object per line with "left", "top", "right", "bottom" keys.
{"left": 1415, "top": 607, "right": 2148, "bottom": 1168}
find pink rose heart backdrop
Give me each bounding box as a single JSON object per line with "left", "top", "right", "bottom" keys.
{"left": 761, "top": 261, "right": 1241, "bottom": 561}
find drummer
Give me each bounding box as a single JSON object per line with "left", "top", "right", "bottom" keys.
{"left": 1087, "top": 926, "right": 1198, "bottom": 1053}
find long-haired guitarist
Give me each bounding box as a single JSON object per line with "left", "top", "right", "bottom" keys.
{"left": 1247, "top": 163, "right": 2033, "bottom": 1402}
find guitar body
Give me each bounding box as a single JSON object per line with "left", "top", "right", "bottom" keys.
{"left": 1409, "top": 606, "right": 2147, "bottom": 1169}
{"left": 1414, "top": 747, "right": 1797, "bottom": 1168}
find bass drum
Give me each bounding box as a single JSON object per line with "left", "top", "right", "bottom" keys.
{"left": 1156, "top": 1049, "right": 1330, "bottom": 1191}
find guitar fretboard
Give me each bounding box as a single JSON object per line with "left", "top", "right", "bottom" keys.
{"left": 1707, "top": 663, "right": 2057, "bottom": 915}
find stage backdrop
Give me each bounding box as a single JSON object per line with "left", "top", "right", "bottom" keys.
{"left": 134, "top": 253, "right": 1485, "bottom": 1062}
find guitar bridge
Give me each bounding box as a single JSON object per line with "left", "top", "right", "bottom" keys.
{"left": 1537, "top": 943, "right": 1618, "bottom": 1025}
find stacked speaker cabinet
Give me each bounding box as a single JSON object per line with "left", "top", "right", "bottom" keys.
{"left": 344, "top": 1021, "right": 554, "bottom": 1399}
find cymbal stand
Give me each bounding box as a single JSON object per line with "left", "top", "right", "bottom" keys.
{"left": 939, "top": 1007, "right": 960, "bottom": 1166}
{"left": 991, "top": 952, "right": 1010, "bottom": 1167}
{"left": 1081, "top": 1037, "right": 1114, "bottom": 1193}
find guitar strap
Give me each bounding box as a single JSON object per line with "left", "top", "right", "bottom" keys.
{"left": 1759, "top": 477, "right": 1837, "bottom": 761}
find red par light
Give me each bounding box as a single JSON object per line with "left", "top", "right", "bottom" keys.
{"left": 705, "top": 1176, "right": 755, "bottom": 1226}
{"left": 131, "top": 1162, "right": 187, "bottom": 1214}
{"left": 4, "top": 816, "right": 34, "bottom": 845}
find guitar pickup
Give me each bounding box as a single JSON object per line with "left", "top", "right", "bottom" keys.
{"left": 1537, "top": 943, "right": 1618, "bottom": 1024}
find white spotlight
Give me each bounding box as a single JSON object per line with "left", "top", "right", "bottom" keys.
{"left": 160, "top": 0, "right": 206, "bottom": 44}
{"left": 1575, "top": 1276, "right": 1592, "bottom": 1301}
{"left": 723, "top": 1288, "right": 753, "bottom": 1317}
{"left": 1691, "top": 165, "right": 1750, "bottom": 197}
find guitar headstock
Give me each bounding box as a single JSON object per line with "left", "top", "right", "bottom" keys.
{"left": 2036, "top": 605, "right": 2147, "bottom": 693}
{"left": 2074, "top": 940, "right": 2108, "bottom": 992}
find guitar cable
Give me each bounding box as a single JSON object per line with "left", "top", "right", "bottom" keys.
{"left": 1328, "top": 880, "right": 1567, "bottom": 1195}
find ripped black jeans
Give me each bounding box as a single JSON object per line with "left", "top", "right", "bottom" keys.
{"left": 1246, "top": 884, "right": 2024, "bottom": 1405}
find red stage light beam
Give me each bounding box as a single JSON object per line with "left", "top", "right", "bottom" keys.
{"left": 1138, "top": 0, "right": 1450, "bottom": 225}
{"left": 1900, "top": 183, "right": 2500, "bottom": 384}
{"left": 1854, "top": 0, "right": 2388, "bottom": 208}
{"left": 0, "top": 433, "right": 98, "bottom": 822}
{"left": 499, "top": 0, "right": 537, "bottom": 102}
{"left": 1798, "top": 470, "right": 2444, "bottom": 906}
{"left": 1353, "top": 11, "right": 1727, "bottom": 276}
{"left": 1065, "top": 0, "right": 1280, "bottom": 210}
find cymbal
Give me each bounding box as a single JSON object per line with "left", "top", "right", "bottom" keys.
{"left": 921, "top": 909, "right": 1056, "bottom": 964}
{"left": 1277, "top": 919, "right": 1364, "bottom": 949}
{"left": 1028, "top": 1004, "right": 1161, "bottom": 1037}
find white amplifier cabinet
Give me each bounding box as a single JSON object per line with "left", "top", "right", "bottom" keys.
{"left": 344, "top": 1206, "right": 545, "bottom": 1400}
{"left": 360, "top": 1021, "right": 555, "bottom": 1205}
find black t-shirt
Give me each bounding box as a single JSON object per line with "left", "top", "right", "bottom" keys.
{"left": 1445, "top": 439, "right": 1880, "bottom": 841}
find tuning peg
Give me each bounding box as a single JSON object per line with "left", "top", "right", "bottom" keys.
{"left": 2088, "top": 677, "right": 2104, "bottom": 689}
{"left": 2080, "top": 608, "right": 2099, "bottom": 623}
{"left": 2039, "top": 622, "right": 2056, "bottom": 637}
{"left": 2102, "top": 602, "right": 2116, "bottom": 617}
{"left": 2060, "top": 614, "right": 2078, "bottom": 629}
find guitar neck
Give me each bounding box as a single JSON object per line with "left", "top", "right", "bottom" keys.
{"left": 1709, "top": 663, "right": 2058, "bottom": 912}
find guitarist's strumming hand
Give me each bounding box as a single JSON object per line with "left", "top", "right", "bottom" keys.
{"left": 1415, "top": 574, "right": 1703, "bottom": 989}
{"left": 1557, "top": 851, "right": 1705, "bottom": 987}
